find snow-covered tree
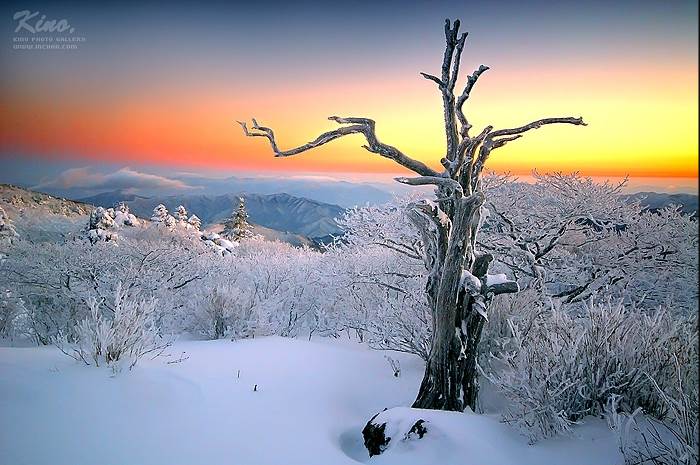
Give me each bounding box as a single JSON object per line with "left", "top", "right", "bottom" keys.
{"left": 151, "top": 204, "right": 175, "bottom": 228}
{"left": 481, "top": 172, "right": 634, "bottom": 291}
{"left": 187, "top": 214, "right": 201, "bottom": 231}
{"left": 151, "top": 204, "right": 168, "bottom": 222}
{"left": 113, "top": 202, "right": 139, "bottom": 227}
{"left": 86, "top": 206, "right": 118, "bottom": 243}
{"left": 201, "top": 231, "right": 238, "bottom": 256}
{"left": 85, "top": 202, "right": 143, "bottom": 243}
{"left": 481, "top": 173, "right": 698, "bottom": 314}
{"left": 175, "top": 205, "right": 189, "bottom": 224}
{"left": 222, "top": 197, "right": 253, "bottom": 242}
{"left": 239, "top": 18, "right": 586, "bottom": 411}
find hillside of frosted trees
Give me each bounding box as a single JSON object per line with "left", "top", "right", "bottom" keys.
{"left": 0, "top": 172, "right": 697, "bottom": 464}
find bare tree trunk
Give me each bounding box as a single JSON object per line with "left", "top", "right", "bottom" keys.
{"left": 238, "top": 18, "right": 585, "bottom": 412}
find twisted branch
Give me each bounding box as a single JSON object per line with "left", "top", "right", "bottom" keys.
{"left": 395, "top": 175, "right": 464, "bottom": 196}
{"left": 456, "top": 65, "right": 489, "bottom": 137}
{"left": 490, "top": 117, "right": 587, "bottom": 138}
{"left": 238, "top": 116, "right": 438, "bottom": 177}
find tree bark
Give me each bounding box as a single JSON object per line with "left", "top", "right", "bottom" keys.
{"left": 238, "top": 18, "right": 585, "bottom": 413}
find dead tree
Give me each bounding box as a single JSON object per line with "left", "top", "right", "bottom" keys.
{"left": 238, "top": 19, "right": 586, "bottom": 412}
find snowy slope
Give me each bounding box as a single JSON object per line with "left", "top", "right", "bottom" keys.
{"left": 0, "top": 337, "right": 622, "bottom": 465}
{"left": 0, "top": 184, "right": 91, "bottom": 242}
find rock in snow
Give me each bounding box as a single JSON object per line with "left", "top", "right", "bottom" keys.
{"left": 363, "top": 408, "right": 429, "bottom": 456}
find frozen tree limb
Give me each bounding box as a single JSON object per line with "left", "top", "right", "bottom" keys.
{"left": 238, "top": 117, "right": 438, "bottom": 178}
{"left": 489, "top": 117, "right": 586, "bottom": 139}
{"left": 395, "top": 176, "right": 463, "bottom": 196}
{"left": 456, "top": 64, "right": 489, "bottom": 136}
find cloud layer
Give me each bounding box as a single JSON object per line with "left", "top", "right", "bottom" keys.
{"left": 34, "top": 167, "right": 193, "bottom": 192}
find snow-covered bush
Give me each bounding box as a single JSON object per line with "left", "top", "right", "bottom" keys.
{"left": 607, "top": 359, "right": 699, "bottom": 465}
{"left": 482, "top": 299, "right": 698, "bottom": 442}
{"left": 0, "top": 206, "right": 19, "bottom": 245}
{"left": 201, "top": 231, "right": 238, "bottom": 256}
{"left": 53, "top": 284, "right": 172, "bottom": 370}
{"left": 327, "top": 199, "right": 432, "bottom": 358}
{"left": 234, "top": 239, "right": 327, "bottom": 338}
{"left": 0, "top": 225, "right": 211, "bottom": 344}
{"left": 325, "top": 244, "right": 431, "bottom": 359}
{"left": 0, "top": 290, "right": 30, "bottom": 340}
{"left": 190, "top": 283, "right": 256, "bottom": 340}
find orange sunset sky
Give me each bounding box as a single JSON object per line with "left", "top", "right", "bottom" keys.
{"left": 1, "top": 1, "right": 697, "bottom": 189}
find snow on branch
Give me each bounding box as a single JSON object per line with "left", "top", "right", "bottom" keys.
{"left": 394, "top": 176, "right": 463, "bottom": 196}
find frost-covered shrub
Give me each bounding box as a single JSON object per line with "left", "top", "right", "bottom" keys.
{"left": 606, "top": 361, "right": 699, "bottom": 465}
{"left": 235, "top": 239, "right": 326, "bottom": 338}
{"left": 482, "top": 299, "right": 698, "bottom": 441}
{"left": 0, "top": 290, "right": 30, "bottom": 340}
{"left": 54, "top": 284, "right": 172, "bottom": 370}
{"left": 327, "top": 200, "right": 432, "bottom": 358}
{"left": 479, "top": 288, "right": 542, "bottom": 360}
{"left": 190, "top": 284, "right": 256, "bottom": 340}
{"left": 0, "top": 206, "right": 19, "bottom": 245}
{"left": 0, "top": 226, "right": 211, "bottom": 344}
{"left": 326, "top": 245, "right": 431, "bottom": 359}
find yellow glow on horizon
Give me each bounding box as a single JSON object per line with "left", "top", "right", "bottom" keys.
{"left": 1, "top": 57, "right": 697, "bottom": 180}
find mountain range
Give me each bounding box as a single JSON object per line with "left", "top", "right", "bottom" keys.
{"left": 80, "top": 190, "right": 346, "bottom": 240}
{"left": 4, "top": 182, "right": 697, "bottom": 250}
{"left": 624, "top": 192, "right": 698, "bottom": 217}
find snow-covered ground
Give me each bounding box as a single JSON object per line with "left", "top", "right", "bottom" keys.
{"left": 0, "top": 337, "right": 622, "bottom": 465}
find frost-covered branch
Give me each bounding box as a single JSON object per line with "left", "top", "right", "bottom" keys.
{"left": 238, "top": 117, "right": 438, "bottom": 177}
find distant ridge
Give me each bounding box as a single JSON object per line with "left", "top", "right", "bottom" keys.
{"left": 80, "top": 190, "right": 346, "bottom": 240}
{"left": 624, "top": 191, "right": 698, "bottom": 217}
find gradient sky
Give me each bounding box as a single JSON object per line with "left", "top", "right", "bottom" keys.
{"left": 1, "top": 0, "right": 698, "bottom": 189}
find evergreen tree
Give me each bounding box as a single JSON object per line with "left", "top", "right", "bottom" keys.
{"left": 187, "top": 214, "right": 202, "bottom": 231}
{"left": 115, "top": 202, "right": 129, "bottom": 214}
{"left": 151, "top": 204, "right": 169, "bottom": 223}
{"left": 221, "top": 210, "right": 236, "bottom": 240}
{"left": 85, "top": 206, "right": 117, "bottom": 243}
{"left": 175, "top": 205, "right": 189, "bottom": 223}
{"left": 222, "top": 197, "right": 252, "bottom": 241}
{"left": 151, "top": 204, "right": 175, "bottom": 228}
